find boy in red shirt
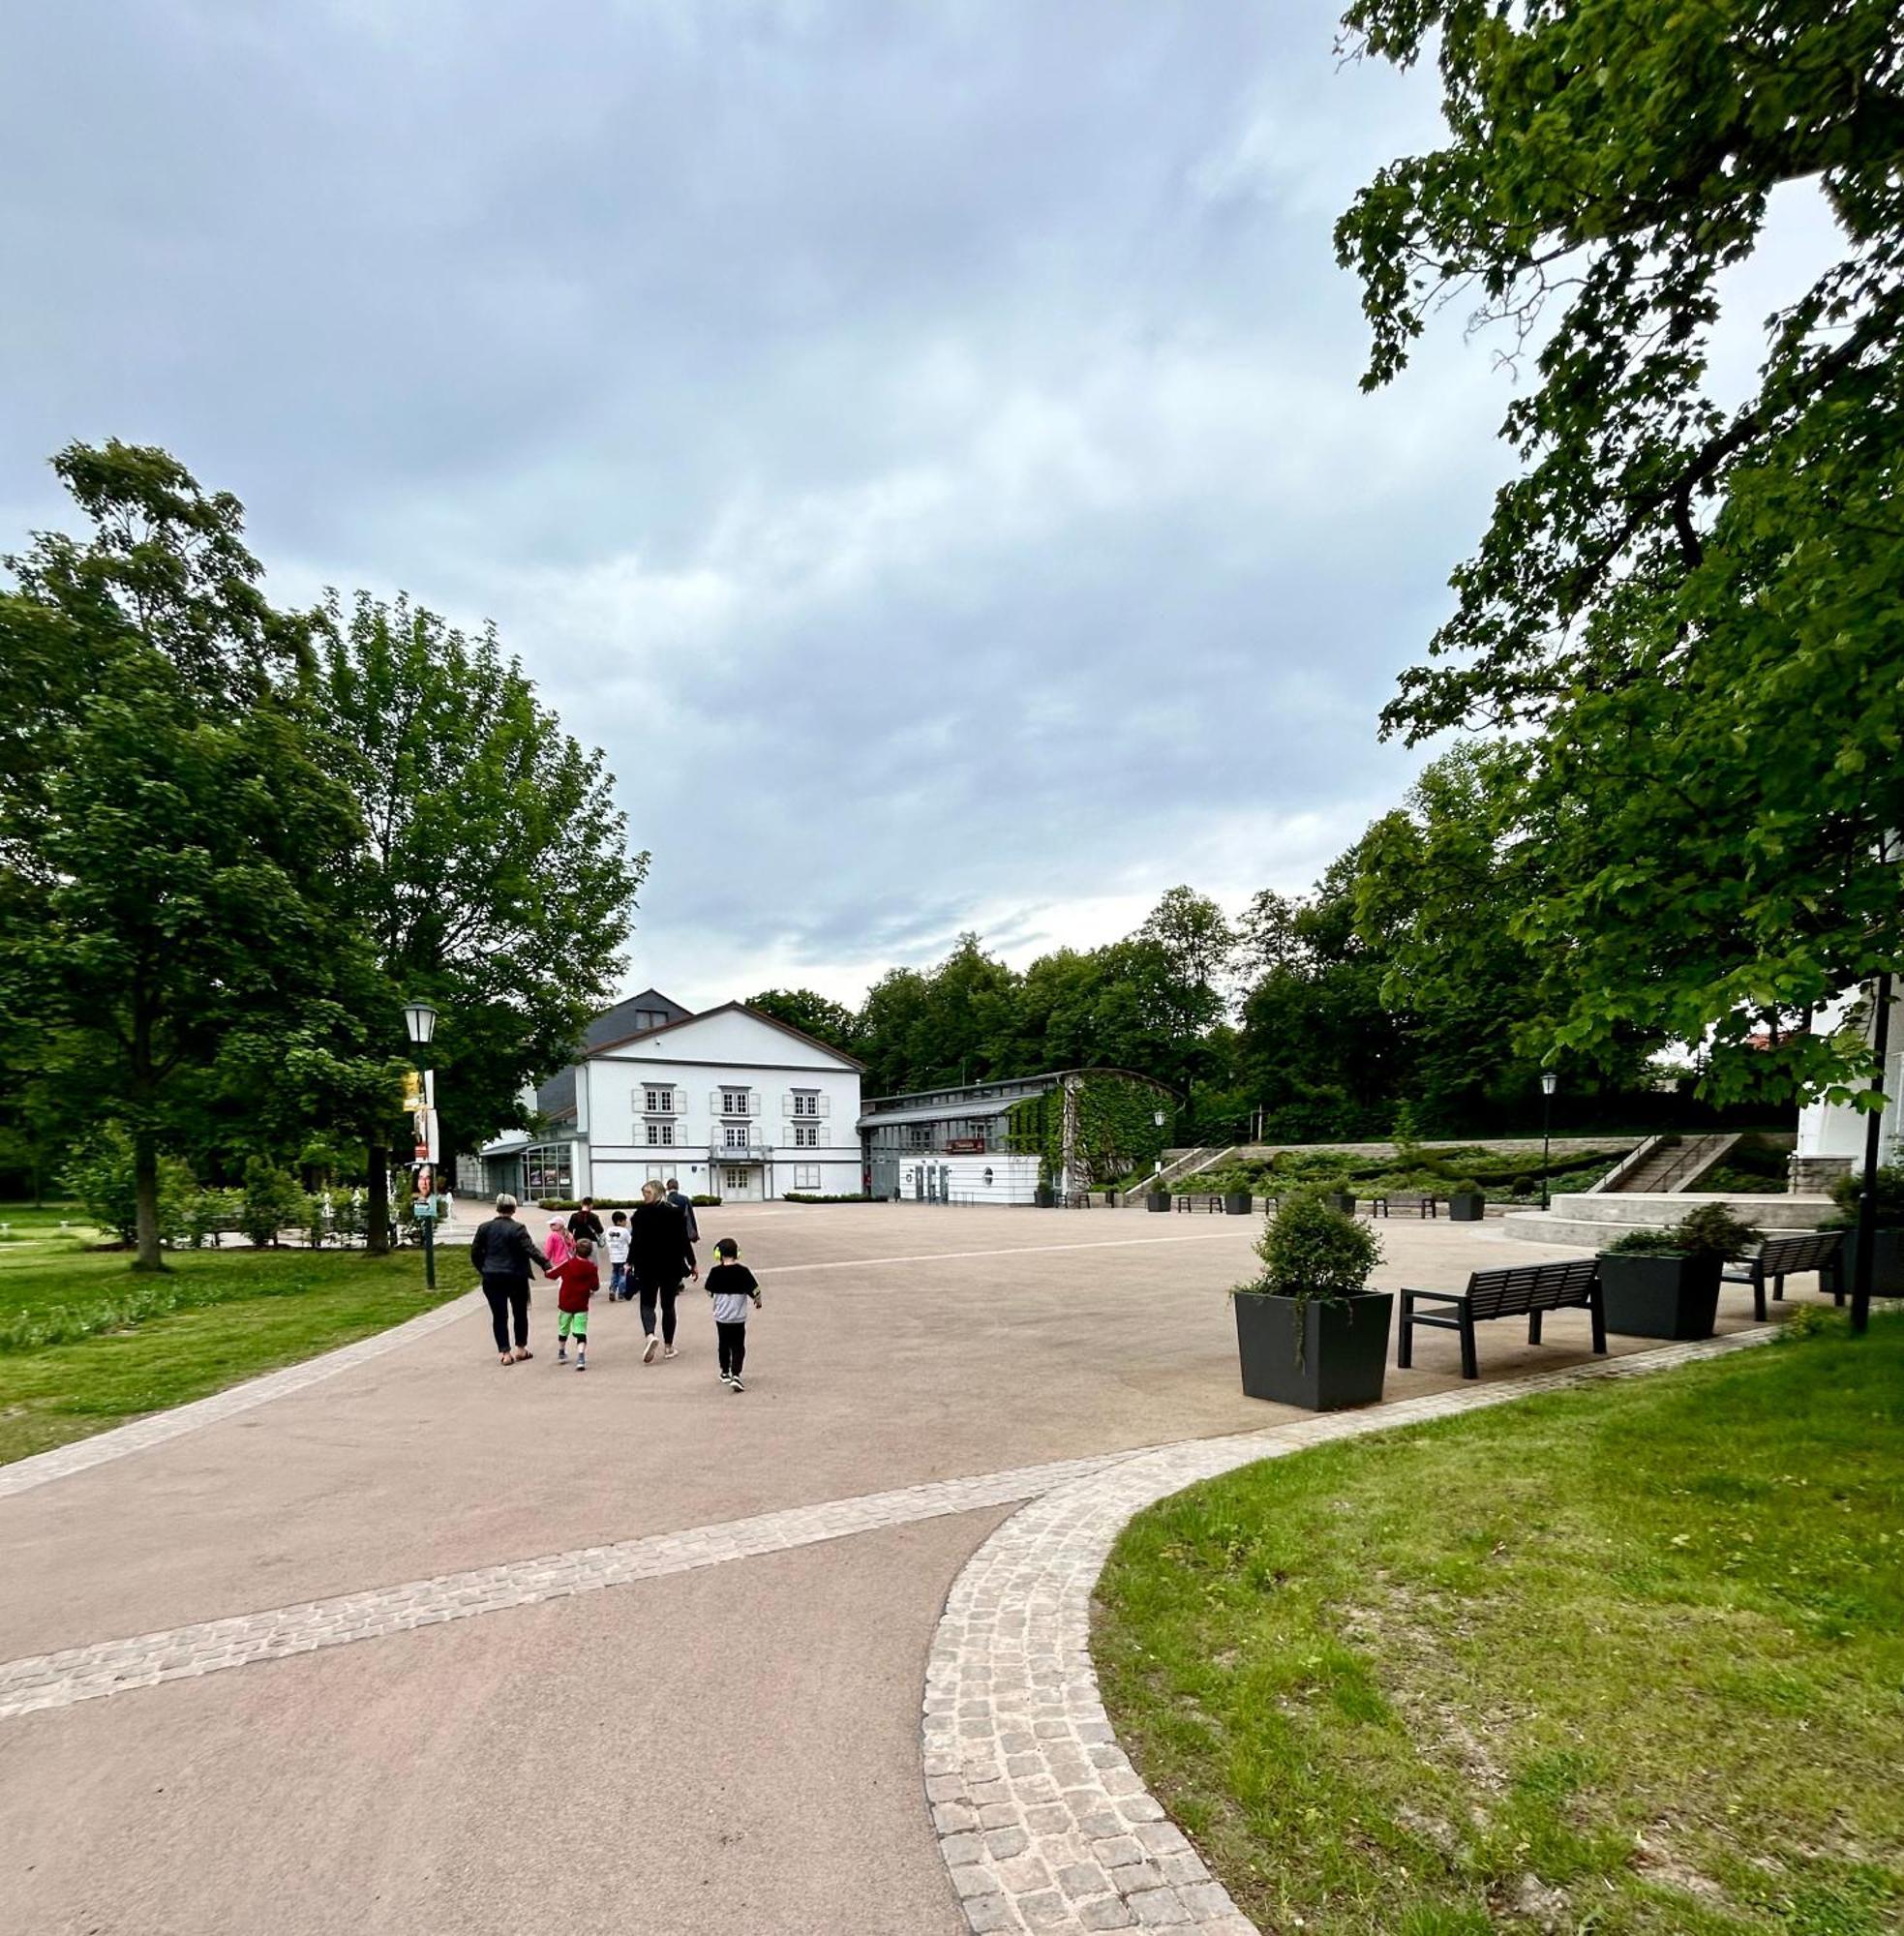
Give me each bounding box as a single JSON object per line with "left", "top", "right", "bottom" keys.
{"left": 549, "top": 1236, "right": 600, "bottom": 1371}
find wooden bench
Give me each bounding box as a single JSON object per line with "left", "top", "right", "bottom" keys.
{"left": 1398, "top": 1257, "right": 1604, "bottom": 1380}
{"left": 1370, "top": 1195, "right": 1440, "bottom": 1220}
{"left": 1721, "top": 1229, "right": 1843, "bottom": 1321}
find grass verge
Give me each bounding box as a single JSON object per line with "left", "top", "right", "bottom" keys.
{"left": 1095, "top": 1315, "right": 1904, "bottom": 1936}
{"left": 0, "top": 1245, "right": 461, "bottom": 1467}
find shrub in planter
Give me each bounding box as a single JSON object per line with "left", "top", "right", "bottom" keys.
{"left": 1828, "top": 1165, "right": 1904, "bottom": 1294}
{"left": 1230, "top": 1189, "right": 1390, "bottom": 1410}
{"left": 1327, "top": 1188, "right": 1356, "bottom": 1216}
{"left": 1599, "top": 1204, "right": 1761, "bottom": 1339}
{"left": 1146, "top": 1185, "right": 1170, "bottom": 1213}
{"left": 1446, "top": 1177, "right": 1485, "bottom": 1222}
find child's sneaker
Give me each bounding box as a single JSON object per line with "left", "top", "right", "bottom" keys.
{"left": 557, "top": 1348, "right": 567, "bottom": 1363}
{"left": 576, "top": 1357, "right": 587, "bottom": 1372}
{"left": 729, "top": 1376, "right": 744, "bottom": 1393}
{"left": 643, "top": 1334, "right": 659, "bottom": 1363}
{"left": 663, "top": 1345, "right": 679, "bottom": 1360}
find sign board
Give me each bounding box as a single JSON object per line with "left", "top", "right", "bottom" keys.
{"left": 412, "top": 1105, "right": 439, "bottom": 1165}
{"left": 945, "top": 1136, "right": 985, "bottom": 1154}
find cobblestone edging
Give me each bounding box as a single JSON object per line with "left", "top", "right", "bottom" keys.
{"left": 922, "top": 1326, "right": 1777, "bottom": 1935}
{"left": 0, "top": 1293, "right": 482, "bottom": 1503}
{"left": 0, "top": 1449, "right": 1134, "bottom": 1722}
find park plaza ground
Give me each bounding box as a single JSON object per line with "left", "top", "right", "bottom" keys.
{"left": 0, "top": 1201, "right": 1852, "bottom": 1936}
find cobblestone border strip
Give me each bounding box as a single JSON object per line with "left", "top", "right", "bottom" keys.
{"left": 0, "top": 1448, "right": 1134, "bottom": 1722}
{"left": 922, "top": 1326, "right": 1777, "bottom": 1934}
{"left": 0, "top": 1293, "right": 482, "bottom": 1503}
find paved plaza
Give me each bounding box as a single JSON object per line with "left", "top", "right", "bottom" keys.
{"left": 0, "top": 1203, "right": 1801, "bottom": 1934}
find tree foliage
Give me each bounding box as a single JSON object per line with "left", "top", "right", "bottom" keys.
{"left": 1338, "top": 0, "right": 1904, "bottom": 1103}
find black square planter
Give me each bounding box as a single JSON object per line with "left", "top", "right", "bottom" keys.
{"left": 1146, "top": 1192, "right": 1170, "bottom": 1213}
{"left": 1223, "top": 1191, "right": 1254, "bottom": 1216}
{"left": 1329, "top": 1191, "right": 1356, "bottom": 1216}
{"left": 1447, "top": 1192, "right": 1484, "bottom": 1223}
{"left": 1232, "top": 1290, "right": 1394, "bottom": 1410}
{"left": 1872, "top": 1228, "right": 1904, "bottom": 1296}
{"left": 1599, "top": 1252, "right": 1721, "bottom": 1339}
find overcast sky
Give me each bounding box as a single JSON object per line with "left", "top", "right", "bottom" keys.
{"left": 0, "top": 2, "right": 1840, "bottom": 1012}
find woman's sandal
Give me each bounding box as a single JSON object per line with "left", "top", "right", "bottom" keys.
{"left": 515, "top": 1347, "right": 533, "bottom": 1361}
{"left": 499, "top": 1352, "right": 514, "bottom": 1367}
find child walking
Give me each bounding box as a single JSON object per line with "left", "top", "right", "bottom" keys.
{"left": 545, "top": 1219, "right": 574, "bottom": 1274}
{"left": 704, "top": 1237, "right": 761, "bottom": 1392}
{"left": 549, "top": 1236, "right": 599, "bottom": 1370}
{"left": 605, "top": 1210, "right": 631, "bottom": 1300}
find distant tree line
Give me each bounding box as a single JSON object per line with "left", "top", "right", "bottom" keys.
{"left": 750, "top": 743, "right": 1685, "bottom": 1146}
{"left": 0, "top": 442, "right": 646, "bottom": 1268}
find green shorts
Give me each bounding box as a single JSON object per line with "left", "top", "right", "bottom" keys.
{"left": 558, "top": 1309, "right": 589, "bottom": 1339}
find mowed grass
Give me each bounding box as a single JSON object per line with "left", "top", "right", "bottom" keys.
{"left": 1096, "top": 1316, "right": 1904, "bottom": 1936}
{"left": 0, "top": 1228, "right": 462, "bottom": 1466}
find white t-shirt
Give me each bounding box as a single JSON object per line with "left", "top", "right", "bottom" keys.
{"left": 606, "top": 1227, "right": 630, "bottom": 1264}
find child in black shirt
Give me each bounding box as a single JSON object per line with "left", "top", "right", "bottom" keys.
{"left": 704, "top": 1237, "right": 761, "bottom": 1391}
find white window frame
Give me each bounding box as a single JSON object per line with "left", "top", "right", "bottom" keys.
{"left": 793, "top": 1123, "right": 819, "bottom": 1148}
{"left": 645, "top": 1121, "right": 675, "bottom": 1147}
{"left": 794, "top": 1165, "right": 822, "bottom": 1191}
{"left": 722, "top": 1165, "right": 749, "bottom": 1192}
{"left": 791, "top": 1091, "right": 820, "bottom": 1117}
{"left": 719, "top": 1088, "right": 752, "bottom": 1117}
{"left": 643, "top": 1085, "right": 675, "bottom": 1115}
{"left": 723, "top": 1124, "right": 751, "bottom": 1150}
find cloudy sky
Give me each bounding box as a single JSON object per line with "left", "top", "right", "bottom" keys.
{"left": 0, "top": 2, "right": 1837, "bottom": 1012}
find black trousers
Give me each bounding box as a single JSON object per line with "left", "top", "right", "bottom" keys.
{"left": 716, "top": 1321, "right": 747, "bottom": 1377}
{"left": 482, "top": 1275, "right": 530, "bottom": 1351}
{"left": 639, "top": 1277, "right": 680, "bottom": 1345}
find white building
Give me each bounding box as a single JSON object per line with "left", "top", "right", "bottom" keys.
{"left": 477, "top": 993, "right": 863, "bottom": 1204}
{"left": 1794, "top": 983, "right": 1904, "bottom": 1192}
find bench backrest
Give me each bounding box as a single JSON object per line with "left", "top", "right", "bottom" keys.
{"left": 1755, "top": 1229, "right": 1842, "bottom": 1273}
{"left": 1464, "top": 1256, "right": 1599, "bottom": 1319}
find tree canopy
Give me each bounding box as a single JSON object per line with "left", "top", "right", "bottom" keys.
{"left": 1337, "top": 0, "right": 1904, "bottom": 1104}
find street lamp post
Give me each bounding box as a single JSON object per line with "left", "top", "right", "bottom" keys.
{"left": 1153, "top": 1108, "right": 1166, "bottom": 1182}
{"left": 403, "top": 999, "right": 439, "bottom": 1289}
{"left": 1539, "top": 1069, "right": 1558, "bottom": 1211}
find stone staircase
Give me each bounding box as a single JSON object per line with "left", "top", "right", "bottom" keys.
{"left": 1117, "top": 1146, "right": 1233, "bottom": 1201}
{"left": 1599, "top": 1131, "right": 1739, "bottom": 1195}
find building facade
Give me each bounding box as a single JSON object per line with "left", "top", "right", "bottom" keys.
{"left": 478, "top": 995, "right": 863, "bottom": 1203}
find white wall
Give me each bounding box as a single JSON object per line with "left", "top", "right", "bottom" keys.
{"left": 1797, "top": 986, "right": 1904, "bottom": 1160}
{"left": 897, "top": 1152, "right": 1041, "bottom": 1205}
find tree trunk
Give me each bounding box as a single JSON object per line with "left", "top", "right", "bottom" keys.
{"left": 131, "top": 1127, "right": 166, "bottom": 1273}
{"left": 365, "top": 1142, "right": 390, "bottom": 1255}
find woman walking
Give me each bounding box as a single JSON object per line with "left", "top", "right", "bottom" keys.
{"left": 468, "top": 1193, "right": 550, "bottom": 1366}
{"left": 629, "top": 1178, "right": 697, "bottom": 1362}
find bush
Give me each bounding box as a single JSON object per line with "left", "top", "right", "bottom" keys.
{"left": 1449, "top": 1177, "right": 1482, "bottom": 1196}
{"left": 185, "top": 1187, "right": 242, "bottom": 1249}
{"left": 1242, "top": 1187, "right": 1382, "bottom": 1302}
{"left": 1830, "top": 1163, "right": 1904, "bottom": 1228}
{"left": 63, "top": 1128, "right": 195, "bottom": 1248}
{"left": 238, "top": 1158, "right": 305, "bottom": 1249}
{"left": 1603, "top": 1201, "right": 1762, "bottom": 1259}
{"left": 781, "top": 1192, "right": 871, "bottom": 1203}
{"left": 690, "top": 1194, "right": 722, "bottom": 1207}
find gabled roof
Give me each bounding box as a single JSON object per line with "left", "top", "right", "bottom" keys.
{"left": 582, "top": 988, "right": 693, "bottom": 1054}
{"left": 589, "top": 1000, "right": 865, "bottom": 1072}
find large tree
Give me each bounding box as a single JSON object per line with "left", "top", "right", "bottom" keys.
{"left": 743, "top": 988, "right": 862, "bottom": 1058}
{"left": 0, "top": 443, "right": 365, "bottom": 1267}
{"left": 312, "top": 592, "right": 647, "bottom": 1246}
{"left": 1338, "top": 0, "right": 1904, "bottom": 1104}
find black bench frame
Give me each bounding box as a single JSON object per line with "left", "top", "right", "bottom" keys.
{"left": 1720, "top": 1229, "right": 1843, "bottom": 1321}
{"left": 1398, "top": 1257, "right": 1604, "bottom": 1380}
{"left": 1370, "top": 1195, "right": 1440, "bottom": 1220}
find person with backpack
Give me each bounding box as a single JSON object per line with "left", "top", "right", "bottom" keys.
{"left": 468, "top": 1194, "right": 550, "bottom": 1366}
{"left": 664, "top": 1178, "right": 700, "bottom": 1245}
{"left": 630, "top": 1179, "right": 697, "bottom": 1362}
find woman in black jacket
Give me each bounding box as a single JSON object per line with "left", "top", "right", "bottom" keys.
{"left": 468, "top": 1193, "right": 550, "bottom": 1365}
{"left": 629, "top": 1179, "right": 698, "bottom": 1363}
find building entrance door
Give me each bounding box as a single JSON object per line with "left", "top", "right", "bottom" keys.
{"left": 722, "top": 1165, "right": 760, "bottom": 1202}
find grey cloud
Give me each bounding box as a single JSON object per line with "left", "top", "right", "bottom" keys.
{"left": 1, "top": 1, "right": 1619, "bottom": 1010}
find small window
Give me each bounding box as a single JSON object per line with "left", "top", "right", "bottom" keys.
{"left": 908, "top": 1125, "right": 932, "bottom": 1149}
{"left": 795, "top": 1165, "right": 822, "bottom": 1191}
{"left": 646, "top": 1121, "right": 675, "bottom": 1147}
{"left": 723, "top": 1124, "right": 751, "bottom": 1150}
{"left": 792, "top": 1091, "right": 819, "bottom": 1117}
{"left": 794, "top": 1124, "right": 819, "bottom": 1148}
{"left": 723, "top": 1165, "right": 749, "bottom": 1191}
{"left": 644, "top": 1086, "right": 674, "bottom": 1114}
{"left": 721, "top": 1088, "right": 750, "bottom": 1116}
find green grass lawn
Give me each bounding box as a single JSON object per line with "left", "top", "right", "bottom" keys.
{"left": 1096, "top": 1316, "right": 1904, "bottom": 1936}
{"left": 0, "top": 1232, "right": 462, "bottom": 1467}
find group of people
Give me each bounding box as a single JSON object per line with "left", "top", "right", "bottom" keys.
{"left": 468, "top": 1179, "right": 762, "bottom": 1391}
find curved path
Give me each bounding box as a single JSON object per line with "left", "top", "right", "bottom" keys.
{"left": 0, "top": 1205, "right": 1786, "bottom": 1933}
{"left": 922, "top": 1328, "right": 1774, "bottom": 1934}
